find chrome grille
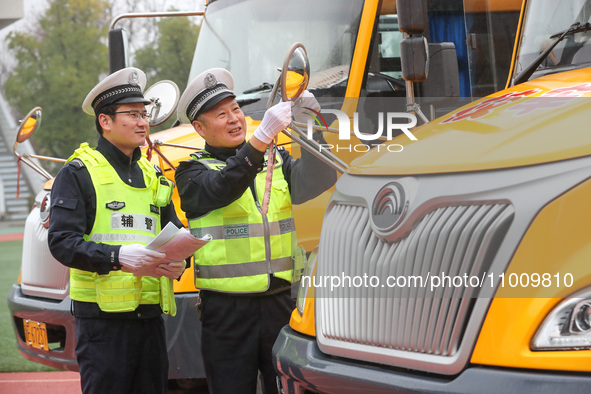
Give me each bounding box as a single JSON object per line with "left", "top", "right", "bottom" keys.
{"left": 316, "top": 202, "right": 513, "bottom": 360}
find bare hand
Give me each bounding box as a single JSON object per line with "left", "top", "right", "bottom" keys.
{"left": 127, "top": 263, "right": 164, "bottom": 278}
{"left": 154, "top": 261, "right": 186, "bottom": 280}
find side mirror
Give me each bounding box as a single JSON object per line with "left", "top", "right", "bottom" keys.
{"left": 13, "top": 107, "right": 62, "bottom": 180}
{"left": 272, "top": 43, "right": 348, "bottom": 174}
{"left": 261, "top": 43, "right": 312, "bottom": 215}
{"left": 396, "top": 0, "right": 428, "bottom": 34}
{"left": 400, "top": 36, "right": 429, "bottom": 82}
{"left": 397, "top": 0, "right": 429, "bottom": 83}
{"left": 144, "top": 80, "right": 180, "bottom": 127}
{"left": 108, "top": 28, "right": 130, "bottom": 73}
{"left": 280, "top": 43, "right": 310, "bottom": 102}
{"left": 16, "top": 107, "right": 42, "bottom": 143}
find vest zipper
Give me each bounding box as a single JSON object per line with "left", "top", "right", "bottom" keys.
{"left": 252, "top": 185, "right": 273, "bottom": 278}
{"left": 127, "top": 157, "right": 133, "bottom": 184}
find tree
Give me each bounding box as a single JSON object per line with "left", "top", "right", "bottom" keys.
{"left": 4, "top": 0, "right": 111, "bottom": 171}
{"left": 135, "top": 12, "right": 199, "bottom": 92}
{"left": 3, "top": 1, "right": 201, "bottom": 167}
{"left": 134, "top": 12, "right": 200, "bottom": 132}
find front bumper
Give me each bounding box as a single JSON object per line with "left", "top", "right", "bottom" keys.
{"left": 7, "top": 284, "right": 78, "bottom": 371}
{"left": 273, "top": 326, "right": 591, "bottom": 394}
{"left": 7, "top": 284, "right": 205, "bottom": 379}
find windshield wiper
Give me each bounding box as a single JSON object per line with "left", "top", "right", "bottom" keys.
{"left": 236, "top": 98, "right": 260, "bottom": 106}
{"left": 243, "top": 82, "right": 273, "bottom": 94}
{"left": 513, "top": 22, "right": 591, "bottom": 85}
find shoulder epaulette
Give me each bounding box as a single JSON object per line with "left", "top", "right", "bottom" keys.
{"left": 191, "top": 150, "right": 212, "bottom": 160}
{"left": 67, "top": 158, "right": 85, "bottom": 169}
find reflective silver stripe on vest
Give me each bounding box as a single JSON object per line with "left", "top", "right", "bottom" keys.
{"left": 190, "top": 218, "right": 294, "bottom": 240}
{"left": 197, "top": 257, "right": 292, "bottom": 278}
{"left": 110, "top": 213, "right": 158, "bottom": 234}
{"left": 88, "top": 233, "right": 155, "bottom": 244}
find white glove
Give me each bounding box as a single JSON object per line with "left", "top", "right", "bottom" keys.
{"left": 119, "top": 244, "right": 166, "bottom": 269}
{"left": 253, "top": 101, "right": 292, "bottom": 145}
{"left": 292, "top": 90, "right": 320, "bottom": 123}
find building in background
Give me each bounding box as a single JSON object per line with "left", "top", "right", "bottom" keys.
{"left": 0, "top": 0, "right": 23, "bottom": 30}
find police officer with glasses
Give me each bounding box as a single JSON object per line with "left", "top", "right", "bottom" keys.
{"left": 49, "top": 67, "right": 186, "bottom": 394}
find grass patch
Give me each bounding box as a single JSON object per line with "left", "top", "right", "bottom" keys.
{"left": 0, "top": 240, "right": 59, "bottom": 372}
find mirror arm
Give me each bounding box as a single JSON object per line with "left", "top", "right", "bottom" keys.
{"left": 110, "top": 10, "right": 205, "bottom": 30}
{"left": 23, "top": 153, "right": 66, "bottom": 164}
{"left": 267, "top": 74, "right": 282, "bottom": 109}
{"left": 291, "top": 121, "right": 388, "bottom": 142}
{"left": 15, "top": 153, "right": 53, "bottom": 180}
{"left": 149, "top": 100, "right": 162, "bottom": 125}
{"left": 149, "top": 145, "right": 176, "bottom": 171}
{"left": 283, "top": 123, "right": 347, "bottom": 174}
{"left": 152, "top": 140, "right": 202, "bottom": 151}
{"left": 406, "top": 93, "right": 429, "bottom": 124}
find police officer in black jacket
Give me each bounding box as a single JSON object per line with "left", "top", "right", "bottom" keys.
{"left": 49, "top": 67, "right": 186, "bottom": 394}
{"left": 175, "top": 68, "right": 337, "bottom": 394}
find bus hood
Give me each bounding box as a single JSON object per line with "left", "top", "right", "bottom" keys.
{"left": 348, "top": 68, "right": 591, "bottom": 175}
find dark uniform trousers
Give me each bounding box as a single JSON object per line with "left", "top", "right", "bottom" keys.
{"left": 200, "top": 287, "right": 295, "bottom": 394}
{"left": 75, "top": 315, "right": 168, "bottom": 394}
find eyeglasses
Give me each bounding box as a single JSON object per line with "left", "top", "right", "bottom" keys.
{"left": 114, "top": 111, "right": 151, "bottom": 121}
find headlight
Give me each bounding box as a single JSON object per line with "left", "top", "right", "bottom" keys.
{"left": 532, "top": 288, "right": 591, "bottom": 350}
{"left": 296, "top": 246, "right": 318, "bottom": 315}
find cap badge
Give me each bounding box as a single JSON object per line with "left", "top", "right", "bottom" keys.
{"left": 128, "top": 71, "right": 140, "bottom": 86}
{"left": 204, "top": 73, "right": 217, "bottom": 89}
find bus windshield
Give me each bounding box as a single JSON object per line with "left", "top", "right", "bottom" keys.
{"left": 189, "top": 0, "right": 364, "bottom": 116}
{"left": 515, "top": 0, "right": 591, "bottom": 80}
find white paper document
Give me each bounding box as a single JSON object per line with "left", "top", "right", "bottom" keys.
{"left": 146, "top": 222, "right": 209, "bottom": 263}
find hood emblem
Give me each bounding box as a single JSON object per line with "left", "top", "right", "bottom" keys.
{"left": 371, "top": 182, "right": 408, "bottom": 233}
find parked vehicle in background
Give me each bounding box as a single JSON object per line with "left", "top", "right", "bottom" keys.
{"left": 6, "top": 0, "right": 522, "bottom": 388}
{"left": 274, "top": 0, "right": 591, "bottom": 392}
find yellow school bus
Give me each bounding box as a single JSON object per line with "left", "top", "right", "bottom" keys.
{"left": 274, "top": 0, "right": 591, "bottom": 392}
{"left": 7, "top": 0, "right": 522, "bottom": 389}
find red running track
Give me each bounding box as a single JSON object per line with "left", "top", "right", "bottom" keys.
{"left": 0, "top": 232, "right": 23, "bottom": 242}
{"left": 0, "top": 372, "right": 82, "bottom": 394}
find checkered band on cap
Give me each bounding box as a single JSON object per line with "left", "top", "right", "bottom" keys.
{"left": 177, "top": 68, "right": 235, "bottom": 124}
{"left": 92, "top": 85, "right": 144, "bottom": 112}
{"left": 187, "top": 83, "right": 232, "bottom": 121}
{"left": 82, "top": 67, "right": 149, "bottom": 116}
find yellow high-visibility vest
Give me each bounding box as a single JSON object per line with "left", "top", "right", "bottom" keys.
{"left": 67, "top": 143, "right": 177, "bottom": 315}
{"left": 188, "top": 150, "right": 296, "bottom": 293}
